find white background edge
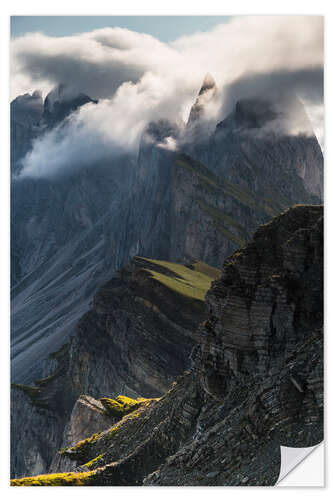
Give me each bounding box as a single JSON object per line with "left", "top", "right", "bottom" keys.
{"left": 1, "top": 0, "right": 330, "bottom": 497}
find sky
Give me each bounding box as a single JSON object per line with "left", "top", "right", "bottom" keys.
{"left": 10, "top": 15, "right": 324, "bottom": 177}
{"left": 10, "top": 16, "right": 231, "bottom": 43}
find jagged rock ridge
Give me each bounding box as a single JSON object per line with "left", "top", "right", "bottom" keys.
{"left": 10, "top": 76, "right": 323, "bottom": 481}
{"left": 10, "top": 257, "right": 220, "bottom": 478}
{"left": 11, "top": 78, "right": 322, "bottom": 385}
{"left": 43, "top": 84, "right": 98, "bottom": 128}
{"left": 187, "top": 72, "right": 217, "bottom": 125}
{"left": 10, "top": 84, "right": 97, "bottom": 175}
{"left": 12, "top": 205, "right": 323, "bottom": 486}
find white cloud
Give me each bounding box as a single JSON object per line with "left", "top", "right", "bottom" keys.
{"left": 11, "top": 16, "right": 324, "bottom": 177}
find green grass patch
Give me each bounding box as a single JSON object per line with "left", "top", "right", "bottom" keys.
{"left": 10, "top": 470, "right": 95, "bottom": 486}
{"left": 99, "top": 395, "right": 149, "bottom": 418}
{"left": 83, "top": 453, "right": 105, "bottom": 469}
{"left": 60, "top": 431, "right": 102, "bottom": 459}
{"left": 61, "top": 396, "right": 157, "bottom": 464}
{"left": 137, "top": 257, "right": 221, "bottom": 303}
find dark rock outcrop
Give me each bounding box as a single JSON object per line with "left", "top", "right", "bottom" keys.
{"left": 43, "top": 84, "right": 97, "bottom": 129}
{"left": 10, "top": 91, "right": 44, "bottom": 173}
{"left": 12, "top": 204, "right": 323, "bottom": 486}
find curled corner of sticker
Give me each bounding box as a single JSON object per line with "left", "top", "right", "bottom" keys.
{"left": 277, "top": 442, "right": 324, "bottom": 486}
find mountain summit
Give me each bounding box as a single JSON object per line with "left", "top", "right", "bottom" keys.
{"left": 10, "top": 84, "right": 98, "bottom": 174}
{"left": 198, "top": 72, "right": 216, "bottom": 94}
{"left": 43, "top": 84, "right": 97, "bottom": 128}
{"left": 187, "top": 73, "right": 217, "bottom": 125}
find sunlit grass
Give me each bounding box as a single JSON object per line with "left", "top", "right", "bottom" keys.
{"left": 138, "top": 257, "right": 221, "bottom": 302}
{"left": 10, "top": 470, "right": 95, "bottom": 486}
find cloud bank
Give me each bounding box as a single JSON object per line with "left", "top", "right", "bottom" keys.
{"left": 11, "top": 15, "right": 324, "bottom": 177}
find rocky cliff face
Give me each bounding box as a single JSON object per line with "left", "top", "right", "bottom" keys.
{"left": 12, "top": 204, "right": 323, "bottom": 486}
{"left": 11, "top": 78, "right": 324, "bottom": 482}
{"left": 188, "top": 95, "right": 323, "bottom": 201}
{"left": 42, "top": 84, "right": 97, "bottom": 129}
{"left": 11, "top": 157, "right": 134, "bottom": 382}
{"left": 105, "top": 133, "right": 321, "bottom": 277}
{"left": 11, "top": 257, "right": 220, "bottom": 478}
{"left": 10, "top": 84, "right": 97, "bottom": 175}
{"left": 10, "top": 91, "right": 43, "bottom": 175}
{"left": 187, "top": 73, "right": 217, "bottom": 125}
{"left": 11, "top": 80, "right": 322, "bottom": 385}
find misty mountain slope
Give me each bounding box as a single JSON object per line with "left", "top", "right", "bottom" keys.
{"left": 11, "top": 224, "right": 105, "bottom": 382}
{"left": 11, "top": 157, "right": 132, "bottom": 287}
{"left": 117, "top": 83, "right": 322, "bottom": 271}
{"left": 110, "top": 137, "right": 320, "bottom": 275}
{"left": 10, "top": 79, "right": 322, "bottom": 355}
{"left": 186, "top": 95, "right": 323, "bottom": 201}
{"left": 10, "top": 160, "right": 137, "bottom": 383}
{"left": 12, "top": 205, "right": 323, "bottom": 486}
{"left": 42, "top": 84, "right": 98, "bottom": 129}
{"left": 11, "top": 82, "right": 322, "bottom": 385}
{"left": 10, "top": 84, "right": 98, "bottom": 175}
{"left": 11, "top": 256, "right": 220, "bottom": 478}
{"left": 10, "top": 91, "right": 44, "bottom": 172}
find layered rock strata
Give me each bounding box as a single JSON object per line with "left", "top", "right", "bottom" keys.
{"left": 12, "top": 204, "right": 323, "bottom": 486}
{"left": 11, "top": 257, "right": 220, "bottom": 478}
{"left": 11, "top": 84, "right": 323, "bottom": 386}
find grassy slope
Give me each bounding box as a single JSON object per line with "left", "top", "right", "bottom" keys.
{"left": 10, "top": 471, "right": 96, "bottom": 486}
{"left": 137, "top": 257, "right": 221, "bottom": 303}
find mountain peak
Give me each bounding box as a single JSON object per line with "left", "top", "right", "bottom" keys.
{"left": 233, "top": 98, "right": 278, "bottom": 129}
{"left": 224, "top": 93, "right": 315, "bottom": 137}
{"left": 199, "top": 72, "right": 216, "bottom": 95}
{"left": 44, "top": 83, "right": 67, "bottom": 112}
{"left": 10, "top": 91, "right": 44, "bottom": 125}
{"left": 43, "top": 84, "right": 97, "bottom": 128}
{"left": 44, "top": 83, "right": 92, "bottom": 112}
{"left": 187, "top": 73, "right": 217, "bottom": 126}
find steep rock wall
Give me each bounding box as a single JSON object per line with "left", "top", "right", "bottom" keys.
{"left": 17, "top": 204, "right": 323, "bottom": 487}
{"left": 11, "top": 257, "right": 219, "bottom": 478}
